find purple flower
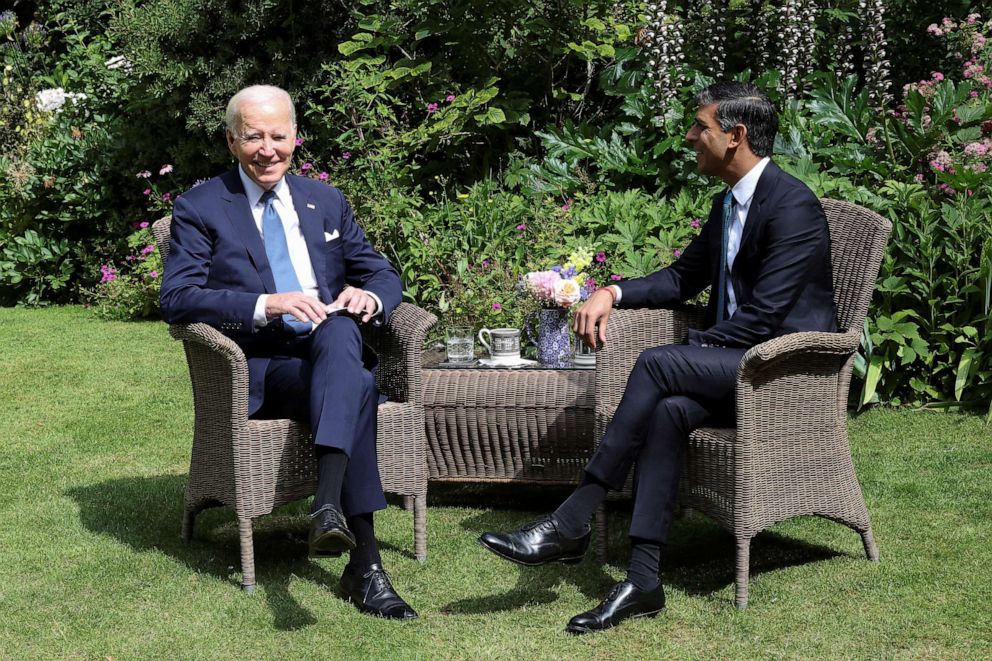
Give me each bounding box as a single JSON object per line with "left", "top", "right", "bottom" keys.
{"left": 427, "top": 102, "right": 439, "bottom": 114}
{"left": 595, "top": 251, "right": 606, "bottom": 262}
{"left": 561, "top": 203, "right": 570, "bottom": 211}
{"left": 301, "top": 162, "right": 313, "bottom": 171}
{"left": 445, "top": 94, "right": 456, "bottom": 102}
{"left": 610, "top": 274, "right": 623, "bottom": 281}
{"left": 139, "top": 221, "right": 149, "bottom": 229}
{"left": 162, "top": 192, "right": 171, "bottom": 202}
{"left": 142, "top": 188, "right": 151, "bottom": 196}
{"left": 100, "top": 264, "right": 117, "bottom": 283}
{"left": 690, "top": 218, "right": 701, "bottom": 228}
{"left": 551, "top": 265, "right": 562, "bottom": 273}
{"left": 515, "top": 224, "right": 526, "bottom": 230}
{"left": 481, "top": 259, "right": 491, "bottom": 268}
{"left": 491, "top": 303, "right": 502, "bottom": 311}
{"left": 342, "top": 151, "right": 352, "bottom": 160}
{"left": 673, "top": 248, "right": 682, "bottom": 258}
{"left": 295, "top": 137, "right": 304, "bottom": 146}
{"left": 142, "top": 244, "right": 155, "bottom": 255}
{"left": 318, "top": 172, "right": 329, "bottom": 181}
{"left": 149, "top": 271, "right": 158, "bottom": 278}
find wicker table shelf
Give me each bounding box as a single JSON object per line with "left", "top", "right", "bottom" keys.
{"left": 422, "top": 365, "right": 596, "bottom": 485}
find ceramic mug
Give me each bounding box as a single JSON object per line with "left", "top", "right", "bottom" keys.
{"left": 478, "top": 327, "right": 521, "bottom": 362}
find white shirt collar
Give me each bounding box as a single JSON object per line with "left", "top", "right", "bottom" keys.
{"left": 730, "top": 157, "right": 771, "bottom": 207}
{"left": 238, "top": 165, "right": 290, "bottom": 208}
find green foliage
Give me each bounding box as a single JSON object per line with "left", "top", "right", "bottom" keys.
{"left": 85, "top": 225, "right": 163, "bottom": 321}
{"left": 0, "top": 229, "right": 73, "bottom": 305}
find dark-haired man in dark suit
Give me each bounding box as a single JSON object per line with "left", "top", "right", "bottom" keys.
{"left": 480, "top": 81, "right": 837, "bottom": 633}
{"left": 161, "top": 85, "right": 415, "bottom": 620}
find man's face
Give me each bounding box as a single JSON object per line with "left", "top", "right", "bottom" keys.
{"left": 226, "top": 98, "right": 296, "bottom": 190}
{"left": 685, "top": 103, "right": 734, "bottom": 177}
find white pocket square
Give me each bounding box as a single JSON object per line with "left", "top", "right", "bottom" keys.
{"left": 324, "top": 230, "right": 340, "bottom": 242}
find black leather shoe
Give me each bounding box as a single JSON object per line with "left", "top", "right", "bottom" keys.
{"left": 340, "top": 564, "right": 418, "bottom": 620}
{"left": 308, "top": 504, "right": 356, "bottom": 558}
{"left": 566, "top": 581, "right": 665, "bottom": 634}
{"left": 478, "top": 515, "right": 591, "bottom": 566}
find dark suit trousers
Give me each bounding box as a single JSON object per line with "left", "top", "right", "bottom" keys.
{"left": 585, "top": 344, "right": 747, "bottom": 543}
{"left": 252, "top": 315, "right": 386, "bottom": 516}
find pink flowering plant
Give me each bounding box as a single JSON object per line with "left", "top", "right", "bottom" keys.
{"left": 521, "top": 246, "right": 609, "bottom": 310}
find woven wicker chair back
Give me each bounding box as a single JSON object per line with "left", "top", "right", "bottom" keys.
{"left": 820, "top": 198, "right": 892, "bottom": 333}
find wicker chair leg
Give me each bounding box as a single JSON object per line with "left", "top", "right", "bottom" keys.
{"left": 594, "top": 507, "right": 608, "bottom": 563}
{"left": 734, "top": 537, "right": 751, "bottom": 610}
{"left": 238, "top": 516, "right": 257, "bottom": 594}
{"left": 860, "top": 527, "right": 880, "bottom": 562}
{"left": 414, "top": 494, "right": 427, "bottom": 562}
{"left": 402, "top": 495, "right": 414, "bottom": 512}
{"left": 181, "top": 507, "right": 196, "bottom": 543}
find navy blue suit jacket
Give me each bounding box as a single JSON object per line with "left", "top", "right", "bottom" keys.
{"left": 619, "top": 161, "right": 838, "bottom": 348}
{"left": 160, "top": 167, "right": 402, "bottom": 413}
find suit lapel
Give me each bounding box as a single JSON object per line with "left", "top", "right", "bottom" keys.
{"left": 738, "top": 160, "right": 779, "bottom": 251}
{"left": 220, "top": 168, "right": 277, "bottom": 293}
{"left": 287, "top": 176, "right": 331, "bottom": 299}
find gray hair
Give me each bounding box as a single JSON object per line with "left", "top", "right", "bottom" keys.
{"left": 225, "top": 85, "right": 297, "bottom": 137}
{"left": 694, "top": 81, "right": 778, "bottom": 158}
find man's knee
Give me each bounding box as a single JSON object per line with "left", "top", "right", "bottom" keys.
{"left": 310, "top": 315, "right": 363, "bottom": 358}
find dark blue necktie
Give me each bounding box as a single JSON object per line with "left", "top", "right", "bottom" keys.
{"left": 716, "top": 190, "right": 734, "bottom": 323}
{"left": 260, "top": 190, "right": 312, "bottom": 334}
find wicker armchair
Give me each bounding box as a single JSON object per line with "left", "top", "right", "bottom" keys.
{"left": 592, "top": 199, "right": 891, "bottom": 609}
{"left": 152, "top": 217, "right": 437, "bottom": 593}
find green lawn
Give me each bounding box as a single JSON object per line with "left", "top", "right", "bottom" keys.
{"left": 1, "top": 306, "right": 990, "bottom": 659}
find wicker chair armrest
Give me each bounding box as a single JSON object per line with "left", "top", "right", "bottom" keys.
{"left": 738, "top": 328, "right": 860, "bottom": 382}
{"left": 594, "top": 306, "right": 705, "bottom": 412}
{"left": 363, "top": 302, "right": 438, "bottom": 404}
{"left": 168, "top": 322, "right": 251, "bottom": 430}
{"left": 733, "top": 328, "right": 860, "bottom": 447}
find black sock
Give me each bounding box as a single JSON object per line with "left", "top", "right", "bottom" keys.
{"left": 312, "top": 447, "right": 348, "bottom": 512}
{"left": 626, "top": 537, "right": 661, "bottom": 592}
{"left": 552, "top": 472, "right": 609, "bottom": 538}
{"left": 345, "top": 512, "right": 382, "bottom": 574}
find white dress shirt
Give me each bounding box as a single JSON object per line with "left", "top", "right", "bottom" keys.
{"left": 238, "top": 167, "right": 381, "bottom": 329}
{"left": 609, "top": 157, "right": 771, "bottom": 320}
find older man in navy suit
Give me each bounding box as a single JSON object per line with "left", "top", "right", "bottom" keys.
{"left": 161, "top": 85, "right": 415, "bottom": 619}
{"left": 480, "top": 81, "right": 838, "bottom": 634}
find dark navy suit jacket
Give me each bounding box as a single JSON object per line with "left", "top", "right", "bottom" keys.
{"left": 160, "top": 167, "right": 402, "bottom": 413}
{"left": 619, "top": 161, "right": 838, "bottom": 347}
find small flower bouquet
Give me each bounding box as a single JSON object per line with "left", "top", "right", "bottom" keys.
{"left": 521, "top": 247, "right": 607, "bottom": 309}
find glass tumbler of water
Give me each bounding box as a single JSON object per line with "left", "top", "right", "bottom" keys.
{"left": 446, "top": 327, "right": 474, "bottom": 363}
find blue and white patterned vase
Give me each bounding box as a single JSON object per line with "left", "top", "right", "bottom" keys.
{"left": 527, "top": 307, "right": 572, "bottom": 367}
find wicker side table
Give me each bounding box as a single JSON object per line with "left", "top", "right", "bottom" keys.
{"left": 422, "top": 367, "right": 596, "bottom": 485}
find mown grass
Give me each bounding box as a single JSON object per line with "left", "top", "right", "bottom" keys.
{"left": 0, "top": 306, "right": 990, "bottom": 659}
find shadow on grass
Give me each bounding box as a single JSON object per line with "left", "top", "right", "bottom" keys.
{"left": 67, "top": 474, "right": 362, "bottom": 631}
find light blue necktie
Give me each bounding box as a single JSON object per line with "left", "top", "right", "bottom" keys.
{"left": 715, "top": 190, "right": 734, "bottom": 323}
{"left": 260, "top": 190, "right": 312, "bottom": 334}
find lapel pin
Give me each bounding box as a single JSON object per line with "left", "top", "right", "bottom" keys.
{"left": 307, "top": 203, "right": 316, "bottom": 209}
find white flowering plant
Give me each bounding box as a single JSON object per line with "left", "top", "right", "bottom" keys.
{"left": 521, "top": 247, "right": 610, "bottom": 310}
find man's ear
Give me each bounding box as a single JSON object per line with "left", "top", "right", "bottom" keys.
{"left": 728, "top": 123, "right": 748, "bottom": 149}
{"left": 225, "top": 129, "right": 236, "bottom": 153}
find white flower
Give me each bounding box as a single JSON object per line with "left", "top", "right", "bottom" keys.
{"left": 553, "top": 278, "right": 582, "bottom": 308}
{"left": 104, "top": 55, "right": 131, "bottom": 70}
{"left": 35, "top": 88, "right": 87, "bottom": 113}
{"left": 35, "top": 87, "right": 66, "bottom": 112}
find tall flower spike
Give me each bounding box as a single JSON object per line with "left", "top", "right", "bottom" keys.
{"left": 860, "top": 0, "right": 892, "bottom": 110}
{"left": 752, "top": 0, "right": 771, "bottom": 66}
{"left": 642, "top": 1, "right": 687, "bottom": 120}
{"left": 777, "top": 0, "right": 803, "bottom": 96}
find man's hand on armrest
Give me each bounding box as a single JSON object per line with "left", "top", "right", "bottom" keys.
{"left": 331, "top": 286, "right": 379, "bottom": 324}
{"left": 573, "top": 288, "right": 616, "bottom": 349}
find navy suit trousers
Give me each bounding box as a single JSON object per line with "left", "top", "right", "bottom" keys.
{"left": 252, "top": 315, "right": 386, "bottom": 516}
{"left": 585, "top": 344, "right": 747, "bottom": 543}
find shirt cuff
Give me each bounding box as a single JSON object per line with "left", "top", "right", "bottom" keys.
{"left": 608, "top": 285, "right": 622, "bottom": 305}
{"left": 366, "top": 290, "right": 383, "bottom": 318}
{"left": 253, "top": 294, "right": 269, "bottom": 329}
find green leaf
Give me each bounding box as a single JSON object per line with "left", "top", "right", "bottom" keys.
{"left": 861, "top": 354, "right": 884, "bottom": 407}
{"left": 955, "top": 348, "right": 977, "bottom": 401}
{"left": 473, "top": 107, "right": 506, "bottom": 125}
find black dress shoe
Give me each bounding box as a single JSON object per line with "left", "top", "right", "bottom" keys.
{"left": 309, "top": 504, "right": 356, "bottom": 558}
{"left": 478, "top": 515, "right": 591, "bottom": 566}
{"left": 340, "top": 564, "right": 418, "bottom": 620}
{"left": 566, "top": 581, "right": 665, "bottom": 634}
